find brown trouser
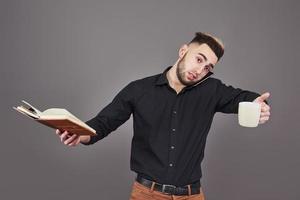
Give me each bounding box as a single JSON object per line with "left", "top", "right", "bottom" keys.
{"left": 129, "top": 181, "right": 205, "bottom": 200}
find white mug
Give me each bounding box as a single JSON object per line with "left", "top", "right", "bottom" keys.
{"left": 238, "top": 102, "right": 261, "bottom": 127}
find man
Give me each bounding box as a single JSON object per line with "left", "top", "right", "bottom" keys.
{"left": 56, "top": 32, "right": 271, "bottom": 200}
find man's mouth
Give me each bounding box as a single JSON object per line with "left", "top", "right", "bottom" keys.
{"left": 187, "top": 72, "right": 197, "bottom": 80}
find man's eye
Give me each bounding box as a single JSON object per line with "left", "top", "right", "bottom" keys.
{"left": 204, "top": 66, "right": 212, "bottom": 72}
{"left": 197, "top": 58, "right": 203, "bottom": 63}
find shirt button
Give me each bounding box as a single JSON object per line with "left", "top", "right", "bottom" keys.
{"left": 169, "top": 163, "right": 173, "bottom": 167}
{"left": 172, "top": 128, "right": 176, "bottom": 132}
{"left": 171, "top": 146, "right": 175, "bottom": 149}
{"left": 173, "top": 111, "right": 177, "bottom": 114}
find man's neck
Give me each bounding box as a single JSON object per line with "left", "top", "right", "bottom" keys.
{"left": 166, "top": 66, "right": 185, "bottom": 94}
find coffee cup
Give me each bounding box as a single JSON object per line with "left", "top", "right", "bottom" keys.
{"left": 238, "top": 102, "right": 261, "bottom": 127}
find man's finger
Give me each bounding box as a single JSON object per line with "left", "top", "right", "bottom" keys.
{"left": 261, "top": 105, "right": 270, "bottom": 112}
{"left": 254, "top": 92, "right": 270, "bottom": 103}
{"left": 259, "top": 116, "right": 269, "bottom": 123}
{"left": 259, "top": 120, "right": 267, "bottom": 124}
{"left": 260, "top": 111, "right": 270, "bottom": 117}
{"left": 260, "top": 92, "right": 270, "bottom": 101}
{"left": 56, "top": 129, "right": 64, "bottom": 136}
{"left": 60, "top": 131, "right": 70, "bottom": 142}
{"left": 64, "top": 134, "right": 78, "bottom": 145}
{"left": 259, "top": 117, "right": 269, "bottom": 124}
{"left": 68, "top": 136, "right": 81, "bottom": 146}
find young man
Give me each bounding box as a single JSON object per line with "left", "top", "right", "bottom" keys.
{"left": 56, "top": 32, "right": 271, "bottom": 200}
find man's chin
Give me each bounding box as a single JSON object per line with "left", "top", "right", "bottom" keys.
{"left": 177, "top": 74, "right": 199, "bottom": 86}
{"left": 182, "top": 80, "right": 198, "bottom": 86}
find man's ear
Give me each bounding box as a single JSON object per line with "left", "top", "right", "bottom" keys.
{"left": 178, "top": 44, "right": 189, "bottom": 58}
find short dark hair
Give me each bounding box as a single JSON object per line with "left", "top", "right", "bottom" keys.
{"left": 189, "top": 32, "right": 224, "bottom": 60}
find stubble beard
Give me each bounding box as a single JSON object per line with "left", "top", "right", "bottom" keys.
{"left": 176, "top": 55, "right": 199, "bottom": 86}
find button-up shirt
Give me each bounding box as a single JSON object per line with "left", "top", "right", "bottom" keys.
{"left": 83, "top": 66, "right": 261, "bottom": 186}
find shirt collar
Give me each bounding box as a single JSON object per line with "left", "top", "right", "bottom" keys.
{"left": 155, "top": 66, "right": 172, "bottom": 86}
{"left": 155, "top": 66, "right": 214, "bottom": 89}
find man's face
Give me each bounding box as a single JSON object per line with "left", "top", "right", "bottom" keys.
{"left": 176, "top": 43, "right": 219, "bottom": 86}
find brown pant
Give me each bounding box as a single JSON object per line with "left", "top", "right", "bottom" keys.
{"left": 129, "top": 181, "right": 205, "bottom": 200}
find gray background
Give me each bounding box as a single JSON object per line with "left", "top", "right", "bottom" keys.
{"left": 1, "top": 0, "right": 299, "bottom": 199}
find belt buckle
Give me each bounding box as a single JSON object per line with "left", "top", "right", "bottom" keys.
{"left": 162, "top": 184, "right": 177, "bottom": 195}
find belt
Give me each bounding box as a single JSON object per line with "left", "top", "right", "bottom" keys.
{"left": 135, "top": 174, "right": 201, "bottom": 196}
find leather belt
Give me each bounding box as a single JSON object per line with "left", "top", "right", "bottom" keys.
{"left": 135, "top": 174, "right": 201, "bottom": 196}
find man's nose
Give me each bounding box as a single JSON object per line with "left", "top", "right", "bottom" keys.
{"left": 196, "top": 68, "right": 202, "bottom": 75}
{"left": 195, "top": 65, "right": 206, "bottom": 75}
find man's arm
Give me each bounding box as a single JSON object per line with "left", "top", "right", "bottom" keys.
{"left": 215, "top": 80, "right": 262, "bottom": 113}
{"left": 216, "top": 80, "right": 268, "bottom": 113}
{"left": 55, "top": 81, "right": 136, "bottom": 147}
{"left": 215, "top": 79, "right": 271, "bottom": 124}
{"left": 81, "top": 81, "right": 136, "bottom": 145}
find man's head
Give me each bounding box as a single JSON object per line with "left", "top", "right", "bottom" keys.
{"left": 175, "top": 32, "right": 224, "bottom": 86}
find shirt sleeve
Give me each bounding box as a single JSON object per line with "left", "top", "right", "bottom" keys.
{"left": 81, "top": 81, "right": 135, "bottom": 145}
{"left": 215, "top": 80, "right": 261, "bottom": 114}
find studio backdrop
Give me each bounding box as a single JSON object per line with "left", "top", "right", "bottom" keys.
{"left": 1, "top": 0, "right": 299, "bottom": 199}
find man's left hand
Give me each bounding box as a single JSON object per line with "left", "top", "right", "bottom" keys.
{"left": 253, "top": 92, "right": 271, "bottom": 124}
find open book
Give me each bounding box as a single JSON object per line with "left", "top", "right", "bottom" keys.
{"left": 13, "top": 100, "right": 97, "bottom": 136}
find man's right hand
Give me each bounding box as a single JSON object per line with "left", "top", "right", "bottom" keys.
{"left": 55, "top": 129, "right": 82, "bottom": 147}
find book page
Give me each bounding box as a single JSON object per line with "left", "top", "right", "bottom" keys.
{"left": 21, "top": 100, "right": 43, "bottom": 116}
{"left": 41, "top": 108, "right": 90, "bottom": 130}
{"left": 13, "top": 106, "right": 39, "bottom": 119}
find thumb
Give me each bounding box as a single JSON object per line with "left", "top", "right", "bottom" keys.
{"left": 254, "top": 92, "right": 270, "bottom": 103}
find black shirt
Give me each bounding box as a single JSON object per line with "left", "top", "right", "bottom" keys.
{"left": 83, "top": 66, "right": 261, "bottom": 186}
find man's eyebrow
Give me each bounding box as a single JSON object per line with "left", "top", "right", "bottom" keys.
{"left": 198, "top": 53, "right": 207, "bottom": 61}
{"left": 198, "top": 53, "right": 215, "bottom": 69}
